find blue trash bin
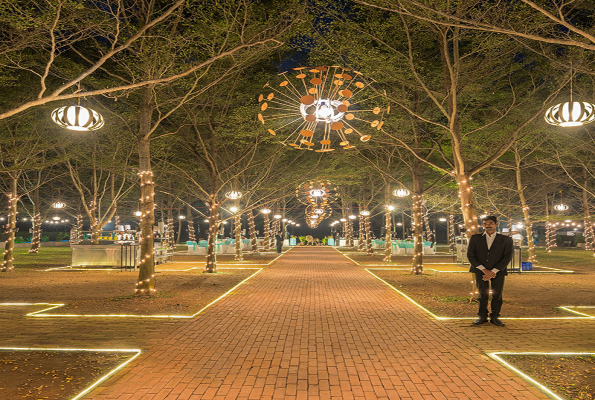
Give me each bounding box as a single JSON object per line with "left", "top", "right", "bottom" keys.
{"left": 521, "top": 262, "right": 533, "bottom": 271}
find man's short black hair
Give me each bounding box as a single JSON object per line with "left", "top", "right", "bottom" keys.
{"left": 481, "top": 215, "right": 497, "bottom": 223}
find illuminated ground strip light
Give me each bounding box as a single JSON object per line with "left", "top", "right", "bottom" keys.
{"left": 488, "top": 352, "right": 595, "bottom": 400}
{"left": 335, "top": 249, "right": 574, "bottom": 274}
{"left": 1, "top": 268, "right": 262, "bottom": 319}
{"left": 0, "top": 347, "right": 141, "bottom": 400}
{"left": 558, "top": 306, "right": 595, "bottom": 317}
{"left": 45, "top": 250, "right": 290, "bottom": 272}
{"left": 365, "top": 269, "right": 594, "bottom": 321}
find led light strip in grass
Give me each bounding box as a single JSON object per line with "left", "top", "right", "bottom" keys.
{"left": 365, "top": 269, "right": 594, "bottom": 321}
{"left": 0, "top": 347, "right": 141, "bottom": 400}
{"left": 488, "top": 352, "right": 595, "bottom": 400}
{"left": 1, "top": 268, "right": 262, "bottom": 319}
{"left": 335, "top": 248, "right": 574, "bottom": 274}
{"left": 558, "top": 306, "right": 595, "bottom": 317}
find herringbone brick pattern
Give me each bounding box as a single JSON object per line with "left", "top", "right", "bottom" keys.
{"left": 80, "top": 247, "right": 549, "bottom": 400}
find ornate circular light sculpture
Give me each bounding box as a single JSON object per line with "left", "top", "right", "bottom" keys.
{"left": 554, "top": 203, "right": 569, "bottom": 211}
{"left": 260, "top": 208, "right": 271, "bottom": 214}
{"left": 52, "top": 201, "right": 66, "bottom": 209}
{"left": 51, "top": 105, "right": 104, "bottom": 131}
{"left": 545, "top": 101, "right": 595, "bottom": 127}
{"left": 258, "top": 66, "right": 388, "bottom": 151}
{"left": 314, "top": 208, "right": 324, "bottom": 214}
{"left": 393, "top": 188, "right": 410, "bottom": 198}
{"left": 225, "top": 190, "right": 242, "bottom": 200}
{"left": 360, "top": 210, "right": 370, "bottom": 216}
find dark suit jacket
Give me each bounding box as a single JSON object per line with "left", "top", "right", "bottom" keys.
{"left": 467, "top": 233, "right": 513, "bottom": 275}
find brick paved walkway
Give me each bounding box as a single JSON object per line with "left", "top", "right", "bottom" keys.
{"left": 80, "top": 247, "right": 551, "bottom": 400}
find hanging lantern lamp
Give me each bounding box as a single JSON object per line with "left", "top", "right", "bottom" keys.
{"left": 393, "top": 188, "right": 410, "bottom": 197}
{"left": 545, "top": 66, "right": 595, "bottom": 127}
{"left": 51, "top": 105, "right": 104, "bottom": 131}
{"left": 225, "top": 190, "right": 243, "bottom": 200}
{"left": 554, "top": 203, "right": 569, "bottom": 211}
{"left": 52, "top": 201, "right": 66, "bottom": 209}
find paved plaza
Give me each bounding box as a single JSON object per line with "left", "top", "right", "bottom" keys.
{"left": 3, "top": 247, "right": 594, "bottom": 399}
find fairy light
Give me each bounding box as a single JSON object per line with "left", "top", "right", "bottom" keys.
{"left": 234, "top": 212, "right": 243, "bottom": 262}
{"left": 166, "top": 215, "right": 175, "bottom": 252}
{"left": 365, "top": 211, "right": 373, "bottom": 255}
{"left": 358, "top": 214, "right": 365, "bottom": 251}
{"left": 347, "top": 215, "right": 356, "bottom": 247}
{"left": 583, "top": 215, "right": 595, "bottom": 254}
{"left": 1, "top": 193, "right": 18, "bottom": 272}
{"left": 383, "top": 208, "right": 392, "bottom": 262}
{"left": 411, "top": 194, "right": 424, "bottom": 275}
{"left": 134, "top": 170, "right": 156, "bottom": 293}
{"left": 28, "top": 213, "right": 42, "bottom": 254}
{"left": 248, "top": 210, "right": 258, "bottom": 254}
{"left": 204, "top": 201, "right": 220, "bottom": 273}
{"left": 261, "top": 209, "right": 271, "bottom": 252}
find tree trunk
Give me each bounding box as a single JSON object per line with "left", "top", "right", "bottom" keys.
{"left": 449, "top": 214, "right": 455, "bottom": 253}
{"left": 582, "top": 171, "right": 595, "bottom": 255}
{"left": 29, "top": 187, "right": 41, "bottom": 254}
{"left": 135, "top": 135, "right": 156, "bottom": 293}
{"left": 514, "top": 149, "right": 537, "bottom": 264}
{"left": 358, "top": 214, "right": 365, "bottom": 251}
{"left": 382, "top": 210, "right": 392, "bottom": 262}
{"left": 456, "top": 174, "right": 479, "bottom": 238}
{"left": 1, "top": 177, "right": 18, "bottom": 272}
{"left": 234, "top": 213, "right": 243, "bottom": 261}
{"left": 411, "top": 193, "right": 424, "bottom": 275}
{"left": 205, "top": 201, "right": 220, "bottom": 273}
{"left": 249, "top": 209, "right": 258, "bottom": 254}
{"left": 186, "top": 205, "right": 195, "bottom": 242}
{"left": 262, "top": 212, "right": 270, "bottom": 251}
{"left": 545, "top": 195, "right": 556, "bottom": 253}
{"left": 365, "top": 214, "right": 373, "bottom": 255}
{"left": 166, "top": 198, "right": 175, "bottom": 251}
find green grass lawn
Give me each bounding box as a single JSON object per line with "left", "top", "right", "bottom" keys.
{"left": 12, "top": 247, "right": 72, "bottom": 270}
{"left": 533, "top": 247, "right": 595, "bottom": 271}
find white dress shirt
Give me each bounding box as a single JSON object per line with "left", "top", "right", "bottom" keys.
{"left": 476, "top": 232, "right": 500, "bottom": 274}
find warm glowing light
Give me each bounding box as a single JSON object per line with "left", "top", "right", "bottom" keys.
{"left": 134, "top": 211, "right": 142, "bottom": 217}
{"left": 52, "top": 201, "right": 66, "bottom": 209}
{"left": 178, "top": 215, "right": 186, "bottom": 220}
{"left": 393, "top": 188, "right": 410, "bottom": 197}
{"left": 51, "top": 105, "right": 105, "bottom": 131}
{"left": 52, "top": 216, "right": 60, "bottom": 221}
{"left": 545, "top": 101, "right": 595, "bottom": 127}
{"left": 554, "top": 204, "right": 569, "bottom": 211}
{"left": 309, "top": 188, "right": 325, "bottom": 197}
{"left": 387, "top": 205, "right": 395, "bottom": 211}
{"left": 261, "top": 208, "right": 271, "bottom": 214}
{"left": 340, "top": 218, "right": 346, "bottom": 222}
{"left": 230, "top": 206, "right": 238, "bottom": 213}
{"left": 360, "top": 210, "right": 370, "bottom": 216}
{"left": 348, "top": 215, "right": 356, "bottom": 220}
{"left": 273, "top": 214, "right": 282, "bottom": 219}
{"left": 225, "top": 190, "right": 243, "bottom": 200}
{"left": 439, "top": 218, "right": 447, "bottom": 222}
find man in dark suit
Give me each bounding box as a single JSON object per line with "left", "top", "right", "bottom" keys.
{"left": 275, "top": 231, "right": 284, "bottom": 254}
{"left": 467, "top": 216, "right": 513, "bottom": 327}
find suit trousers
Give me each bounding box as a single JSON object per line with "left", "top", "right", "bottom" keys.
{"left": 276, "top": 242, "right": 283, "bottom": 253}
{"left": 474, "top": 272, "right": 505, "bottom": 318}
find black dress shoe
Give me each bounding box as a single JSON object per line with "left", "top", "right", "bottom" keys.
{"left": 490, "top": 317, "right": 505, "bottom": 327}
{"left": 472, "top": 316, "right": 488, "bottom": 325}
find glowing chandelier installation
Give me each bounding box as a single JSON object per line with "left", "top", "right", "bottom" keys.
{"left": 258, "top": 66, "right": 389, "bottom": 151}
{"left": 554, "top": 203, "right": 569, "bottom": 211}
{"left": 393, "top": 188, "right": 411, "bottom": 198}
{"left": 296, "top": 180, "right": 340, "bottom": 228}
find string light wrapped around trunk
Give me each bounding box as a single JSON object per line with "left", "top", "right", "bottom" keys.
{"left": 28, "top": 213, "right": 42, "bottom": 253}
